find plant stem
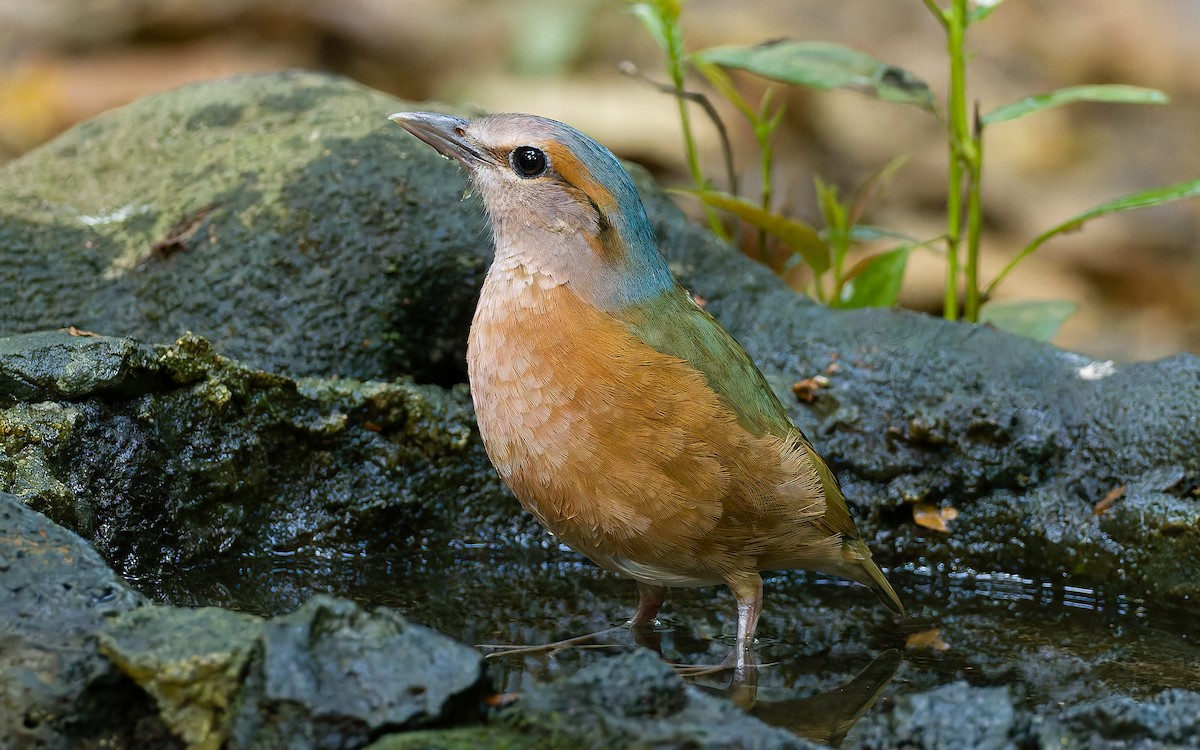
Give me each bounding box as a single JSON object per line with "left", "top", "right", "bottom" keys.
{"left": 922, "top": 0, "right": 948, "bottom": 25}
{"left": 757, "top": 123, "right": 773, "bottom": 261}
{"left": 663, "top": 15, "right": 727, "bottom": 240}
{"left": 941, "top": 0, "right": 975, "bottom": 321}
{"left": 811, "top": 273, "right": 827, "bottom": 304}
{"left": 963, "top": 105, "right": 985, "bottom": 320}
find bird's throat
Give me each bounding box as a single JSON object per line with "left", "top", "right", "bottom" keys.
{"left": 489, "top": 225, "right": 672, "bottom": 313}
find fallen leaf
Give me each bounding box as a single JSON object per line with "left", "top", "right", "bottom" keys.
{"left": 59, "top": 326, "right": 99, "bottom": 337}
{"left": 791, "top": 374, "right": 829, "bottom": 403}
{"left": 1092, "top": 484, "right": 1126, "bottom": 516}
{"left": 906, "top": 628, "right": 950, "bottom": 651}
{"left": 483, "top": 692, "right": 520, "bottom": 708}
{"left": 913, "top": 502, "right": 958, "bottom": 532}
{"left": 147, "top": 203, "right": 219, "bottom": 260}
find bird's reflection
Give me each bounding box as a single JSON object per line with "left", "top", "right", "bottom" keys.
{"left": 688, "top": 648, "right": 902, "bottom": 745}
{"left": 485, "top": 626, "right": 901, "bottom": 746}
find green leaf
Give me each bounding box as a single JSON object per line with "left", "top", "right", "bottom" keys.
{"left": 838, "top": 246, "right": 911, "bottom": 308}
{"left": 847, "top": 225, "right": 923, "bottom": 244}
{"left": 814, "top": 177, "right": 846, "bottom": 232}
{"left": 982, "top": 84, "right": 1169, "bottom": 126}
{"left": 695, "top": 40, "right": 936, "bottom": 112}
{"left": 986, "top": 177, "right": 1200, "bottom": 297}
{"left": 814, "top": 177, "right": 851, "bottom": 271}
{"left": 681, "top": 189, "right": 830, "bottom": 273}
{"left": 630, "top": 3, "right": 670, "bottom": 50}
{"left": 848, "top": 154, "right": 908, "bottom": 226}
{"left": 979, "top": 299, "right": 1076, "bottom": 341}
{"left": 969, "top": 0, "right": 1007, "bottom": 23}
{"left": 692, "top": 59, "right": 756, "bottom": 121}
{"left": 765, "top": 97, "right": 787, "bottom": 131}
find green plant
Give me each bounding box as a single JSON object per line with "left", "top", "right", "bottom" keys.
{"left": 629, "top": 0, "right": 727, "bottom": 240}
{"left": 630, "top": 0, "right": 1200, "bottom": 340}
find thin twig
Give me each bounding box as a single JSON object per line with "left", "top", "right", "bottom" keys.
{"left": 620, "top": 60, "right": 738, "bottom": 198}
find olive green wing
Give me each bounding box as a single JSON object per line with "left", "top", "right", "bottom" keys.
{"left": 617, "top": 287, "right": 904, "bottom": 613}
{"left": 614, "top": 286, "right": 859, "bottom": 539}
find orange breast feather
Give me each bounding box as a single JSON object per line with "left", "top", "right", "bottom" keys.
{"left": 467, "top": 263, "right": 840, "bottom": 586}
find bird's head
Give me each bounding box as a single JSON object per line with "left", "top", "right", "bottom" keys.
{"left": 390, "top": 111, "right": 675, "bottom": 309}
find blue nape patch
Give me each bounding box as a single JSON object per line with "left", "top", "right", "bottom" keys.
{"left": 537, "top": 119, "right": 678, "bottom": 307}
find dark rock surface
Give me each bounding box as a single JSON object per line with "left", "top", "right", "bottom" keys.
{"left": 0, "top": 71, "right": 486, "bottom": 384}
{"left": 0, "top": 329, "right": 501, "bottom": 602}
{"left": 1047, "top": 688, "right": 1200, "bottom": 749}
{"left": 854, "top": 679, "right": 1200, "bottom": 750}
{"left": 2, "top": 491, "right": 489, "bottom": 750}
{"left": 501, "top": 649, "right": 820, "bottom": 750}
{"left": 232, "top": 595, "right": 487, "bottom": 748}
{"left": 0, "top": 491, "right": 175, "bottom": 750}
{"left": 855, "top": 681, "right": 1021, "bottom": 750}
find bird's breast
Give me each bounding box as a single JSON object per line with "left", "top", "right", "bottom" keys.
{"left": 465, "top": 258, "right": 835, "bottom": 583}
{"left": 466, "top": 259, "right": 628, "bottom": 496}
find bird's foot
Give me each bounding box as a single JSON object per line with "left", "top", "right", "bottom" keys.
{"left": 669, "top": 661, "right": 734, "bottom": 678}
{"left": 477, "top": 626, "right": 625, "bottom": 658}
{"left": 670, "top": 643, "right": 775, "bottom": 678}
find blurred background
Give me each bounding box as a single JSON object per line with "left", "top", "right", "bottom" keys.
{"left": 1, "top": 0, "right": 1196, "bottom": 361}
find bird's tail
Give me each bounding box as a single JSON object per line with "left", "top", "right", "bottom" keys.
{"left": 834, "top": 538, "right": 905, "bottom": 616}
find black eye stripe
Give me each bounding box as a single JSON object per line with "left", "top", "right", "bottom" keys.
{"left": 510, "top": 146, "right": 548, "bottom": 178}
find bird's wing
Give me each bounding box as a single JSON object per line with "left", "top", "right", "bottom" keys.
{"left": 614, "top": 287, "right": 793, "bottom": 438}
{"left": 614, "top": 286, "right": 859, "bottom": 540}
{"left": 616, "top": 286, "right": 907, "bottom": 616}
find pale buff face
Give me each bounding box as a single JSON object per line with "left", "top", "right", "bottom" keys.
{"left": 391, "top": 110, "right": 674, "bottom": 310}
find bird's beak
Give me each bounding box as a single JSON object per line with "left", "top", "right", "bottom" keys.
{"left": 388, "top": 112, "right": 487, "bottom": 167}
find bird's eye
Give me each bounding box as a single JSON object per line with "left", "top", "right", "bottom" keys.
{"left": 510, "top": 146, "right": 548, "bottom": 178}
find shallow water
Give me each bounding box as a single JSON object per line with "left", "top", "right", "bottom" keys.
{"left": 158, "top": 540, "right": 1200, "bottom": 744}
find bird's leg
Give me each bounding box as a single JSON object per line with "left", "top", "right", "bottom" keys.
{"left": 673, "top": 574, "right": 764, "bottom": 678}
{"left": 726, "top": 652, "right": 760, "bottom": 711}
{"left": 628, "top": 581, "right": 667, "bottom": 650}
{"left": 727, "top": 573, "right": 764, "bottom": 670}
{"left": 630, "top": 581, "right": 667, "bottom": 626}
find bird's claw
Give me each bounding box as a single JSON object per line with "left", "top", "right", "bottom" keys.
{"left": 477, "top": 626, "right": 625, "bottom": 658}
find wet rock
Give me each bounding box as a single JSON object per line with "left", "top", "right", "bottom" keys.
{"left": 98, "top": 606, "right": 263, "bottom": 750}
{"left": 855, "top": 679, "right": 1200, "bottom": 750}
{"left": 0, "top": 331, "right": 146, "bottom": 400}
{"left": 855, "top": 681, "right": 1023, "bottom": 750}
{"left": 0, "top": 491, "right": 178, "bottom": 750}
{"left": 96, "top": 595, "right": 488, "bottom": 750}
{"left": 1044, "top": 688, "right": 1200, "bottom": 749}
{"left": 0, "top": 493, "right": 488, "bottom": 749}
{"left": 0, "top": 71, "right": 486, "bottom": 385}
{"left": 238, "top": 596, "right": 488, "bottom": 747}
{"left": 0, "top": 330, "right": 501, "bottom": 608}
{"left": 500, "top": 649, "right": 818, "bottom": 750}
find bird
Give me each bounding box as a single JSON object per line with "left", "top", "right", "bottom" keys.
{"left": 389, "top": 110, "right": 903, "bottom": 661}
